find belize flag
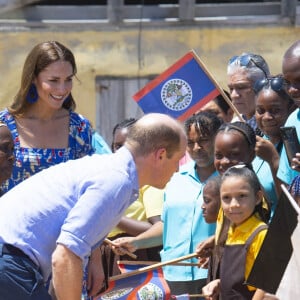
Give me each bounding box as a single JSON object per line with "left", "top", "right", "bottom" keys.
{"left": 95, "top": 263, "right": 171, "bottom": 300}
{"left": 133, "top": 50, "right": 221, "bottom": 121}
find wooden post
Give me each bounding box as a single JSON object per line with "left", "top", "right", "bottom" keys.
{"left": 281, "top": 0, "right": 297, "bottom": 23}
{"left": 179, "top": 0, "right": 195, "bottom": 22}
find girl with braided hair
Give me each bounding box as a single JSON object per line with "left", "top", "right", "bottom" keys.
{"left": 197, "top": 122, "right": 271, "bottom": 296}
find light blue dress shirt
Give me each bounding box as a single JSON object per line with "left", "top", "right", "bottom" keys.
{"left": 161, "top": 161, "right": 217, "bottom": 281}
{"left": 0, "top": 147, "right": 139, "bottom": 281}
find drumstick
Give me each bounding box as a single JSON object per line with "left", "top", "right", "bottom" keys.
{"left": 110, "top": 252, "right": 198, "bottom": 281}
{"left": 171, "top": 294, "right": 207, "bottom": 298}
{"left": 104, "top": 238, "right": 137, "bottom": 260}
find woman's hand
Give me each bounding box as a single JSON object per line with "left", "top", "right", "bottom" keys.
{"left": 255, "top": 136, "right": 279, "bottom": 166}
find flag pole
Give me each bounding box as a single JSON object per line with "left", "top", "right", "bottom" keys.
{"left": 171, "top": 294, "right": 207, "bottom": 299}
{"left": 191, "top": 49, "right": 244, "bottom": 122}
{"left": 281, "top": 184, "right": 300, "bottom": 215}
{"left": 109, "top": 252, "right": 198, "bottom": 281}
{"left": 118, "top": 260, "right": 200, "bottom": 267}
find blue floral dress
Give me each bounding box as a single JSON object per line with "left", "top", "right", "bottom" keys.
{"left": 0, "top": 108, "right": 94, "bottom": 193}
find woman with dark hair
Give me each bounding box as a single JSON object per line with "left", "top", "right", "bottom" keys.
{"left": 0, "top": 41, "right": 94, "bottom": 193}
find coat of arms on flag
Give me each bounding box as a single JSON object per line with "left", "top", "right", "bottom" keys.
{"left": 95, "top": 263, "right": 171, "bottom": 300}
{"left": 133, "top": 50, "right": 225, "bottom": 121}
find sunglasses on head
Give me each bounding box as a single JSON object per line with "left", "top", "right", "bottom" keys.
{"left": 253, "top": 76, "right": 286, "bottom": 94}
{"left": 229, "top": 54, "right": 252, "bottom": 66}
{"left": 228, "top": 54, "right": 268, "bottom": 77}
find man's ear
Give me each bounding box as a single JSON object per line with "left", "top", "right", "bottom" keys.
{"left": 154, "top": 148, "right": 166, "bottom": 161}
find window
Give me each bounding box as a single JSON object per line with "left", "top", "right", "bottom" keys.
{"left": 95, "top": 77, "right": 153, "bottom": 145}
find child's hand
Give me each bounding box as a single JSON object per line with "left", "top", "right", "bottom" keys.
{"left": 202, "top": 279, "right": 220, "bottom": 300}
{"left": 110, "top": 237, "right": 137, "bottom": 255}
{"left": 195, "top": 235, "right": 215, "bottom": 265}
{"left": 196, "top": 235, "right": 214, "bottom": 256}
{"left": 262, "top": 294, "right": 279, "bottom": 300}
{"left": 252, "top": 289, "right": 279, "bottom": 300}
{"left": 198, "top": 257, "right": 209, "bottom": 269}
{"left": 291, "top": 152, "right": 300, "bottom": 170}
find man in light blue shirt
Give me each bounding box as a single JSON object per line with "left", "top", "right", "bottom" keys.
{"left": 277, "top": 40, "right": 300, "bottom": 186}
{"left": 112, "top": 112, "right": 222, "bottom": 299}
{"left": 277, "top": 108, "right": 300, "bottom": 185}
{"left": 0, "top": 113, "right": 187, "bottom": 300}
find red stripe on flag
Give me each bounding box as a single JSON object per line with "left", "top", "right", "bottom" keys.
{"left": 177, "top": 89, "right": 220, "bottom": 121}
{"left": 158, "top": 268, "right": 171, "bottom": 299}
{"left": 133, "top": 52, "right": 195, "bottom": 102}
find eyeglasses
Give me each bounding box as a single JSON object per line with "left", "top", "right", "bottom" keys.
{"left": 228, "top": 54, "right": 268, "bottom": 78}
{"left": 253, "top": 76, "right": 286, "bottom": 94}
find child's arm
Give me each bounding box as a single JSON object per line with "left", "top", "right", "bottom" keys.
{"left": 196, "top": 235, "right": 215, "bottom": 257}
{"left": 252, "top": 289, "right": 279, "bottom": 300}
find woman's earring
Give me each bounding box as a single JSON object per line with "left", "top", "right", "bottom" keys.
{"left": 26, "top": 84, "right": 38, "bottom": 103}
{"left": 63, "top": 95, "right": 71, "bottom": 104}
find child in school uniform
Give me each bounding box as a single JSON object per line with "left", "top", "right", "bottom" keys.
{"left": 202, "top": 165, "right": 268, "bottom": 300}
{"left": 202, "top": 176, "right": 221, "bottom": 224}
{"left": 200, "top": 176, "right": 221, "bottom": 272}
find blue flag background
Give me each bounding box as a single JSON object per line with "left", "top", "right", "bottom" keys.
{"left": 133, "top": 51, "right": 220, "bottom": 121}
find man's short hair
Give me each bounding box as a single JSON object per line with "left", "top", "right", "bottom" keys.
{"left": 126, "top": 115, "right": 184, "bottom": 158}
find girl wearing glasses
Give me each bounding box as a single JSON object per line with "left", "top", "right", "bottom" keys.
{"left": 202, "top": 165, "right": 268, "bottom": 300}
{"left": 253, "top": 75, "right": 296, "bottom": 213}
